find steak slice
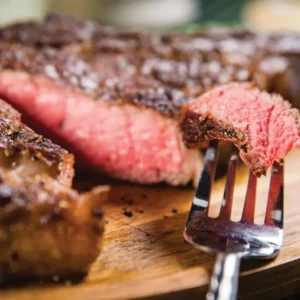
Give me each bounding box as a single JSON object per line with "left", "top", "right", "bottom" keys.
{"left": 0, "top": 44, "right": 203, "bottom": 186}
{"left": 0, "top": 12, "right": 104, "bottom": 47}
{"left": 181, "top": 83, "right": 300, "bottom": 175}
{"left": 0, "top": 98, "right": 109, "bottom": 281}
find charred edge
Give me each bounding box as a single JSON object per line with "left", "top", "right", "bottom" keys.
{"left": 240, "top": 143, "right": 250, "bottom": 153}
{"left": 181, "top": 111, "right": 247, "bottom": 149}
{"left": 181, "top": 111, "right": 205, "bottom": 147}
{"left": 0, "top": 43, "right": 191, "bottom": 117}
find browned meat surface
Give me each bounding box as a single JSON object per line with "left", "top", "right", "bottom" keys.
{"left": 0, "top": 13, "right": 298, "bottom": 104}
{"left": 2, "top": 13, "right": 300, "bottom": 110}
{"left": 0, "top": 98, "right": 109, "bottom": 282}
{"left": 0, "top": 172, "right": 108, "bottom": 281}
{"left": 0, "top": 96, "right": 74, "bottom": 187}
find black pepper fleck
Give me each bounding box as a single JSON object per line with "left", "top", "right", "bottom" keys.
{"left": 141, "top": 194, "right": 148, "bottom": 199}
{"left": 128, "top": 199, "right": 134, "bottom": 205}
{"left": 172, "top": 209, "right": 178, "bottom": 214}
{"left": 11, "top": 252, "right": 19, "bottom": 262}
{"left": 92, "top": 208, "right": 104, "bottom": 218}
{"left": 124, "top": 211, "right": 133, "bottom": 218}
{"left": 240, "top": 143, "right": 249, "bottom": 153}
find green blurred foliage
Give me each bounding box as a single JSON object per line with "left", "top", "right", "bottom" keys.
{"left": 199, "top": 0, "right": 247, "bottom": 23}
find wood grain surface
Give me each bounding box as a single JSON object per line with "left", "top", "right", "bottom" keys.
{"left": 1, "top": 150, "right": 300, "bottom": 300}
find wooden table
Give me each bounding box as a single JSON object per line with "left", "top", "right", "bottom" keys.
{"left": 1, "top": 150, "right": 300, "bottom": 299}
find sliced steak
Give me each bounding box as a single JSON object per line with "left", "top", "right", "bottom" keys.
{"left": 1, "top": 14, "right": 300, "bottom": 185}
{"left": 0, "top": 44, "right": 203, "bottom": 186}
{"left": 0, "top": 98, "right": 109, "bottom": 281}
{"left": 181, "top": 83, "right": 300, "bottom": 175}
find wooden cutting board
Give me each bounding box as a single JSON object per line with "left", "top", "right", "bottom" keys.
{"left": 1, "top": 150, "right": 300, "bottom": 300}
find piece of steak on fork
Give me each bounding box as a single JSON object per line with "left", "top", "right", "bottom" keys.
{"left": 181, "top": 82, "right": 300, "bottom": 176}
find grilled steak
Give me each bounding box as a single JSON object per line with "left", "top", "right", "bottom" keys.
{"left": 0, "top": 98, "right": 109, "bottom": 281}
{"left": 1, "top": 13, "right": 300, "bottom": 185}
{"left": 0, "top": 44, "right": 203, "bottom": 186}
{"left": 181, "top": 83, "right": 300, "bottom": 175}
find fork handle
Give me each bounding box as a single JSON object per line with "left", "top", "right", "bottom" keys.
{"left": 206, "top": 253, "right": 242, "bottom": 300}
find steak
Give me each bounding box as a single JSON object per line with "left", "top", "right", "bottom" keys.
{"left": 0, "top": 43, "right": 203, "bottom": 186}
{"left": 1, "top": 13, "right": 300, "bottom": 185}
{"left": 0, "top": 98, "right": 109, "bottom": 281}
{"left": 181, "top": 83, "right": 300, "bottom": 175}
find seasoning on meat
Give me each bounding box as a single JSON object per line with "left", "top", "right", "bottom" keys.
{"left": 0, "top": 98, "right": 109, "bottom": 282}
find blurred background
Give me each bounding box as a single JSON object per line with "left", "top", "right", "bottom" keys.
{"left": 1, "top": 0, "right": 300, "bottom": 32}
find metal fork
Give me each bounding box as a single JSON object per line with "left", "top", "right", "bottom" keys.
{"left": 184, "top": 140, "right": 284, "bottom": 300}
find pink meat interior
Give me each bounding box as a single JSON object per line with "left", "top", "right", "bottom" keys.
{"left": 188, "top": 82, "right": 300, "bottom": 172}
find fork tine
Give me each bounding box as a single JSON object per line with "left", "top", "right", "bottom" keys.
{"left": 219, "top": 145, "right": 239, "bottom": 219}
{"left": 241, "top": 171, "right": 257, "bottom": 223}
{"left": 188, "top": 140, "right": 219, "bottom": 219}
{"left": 265, "top": 160, "right": 284, "bottom": 227}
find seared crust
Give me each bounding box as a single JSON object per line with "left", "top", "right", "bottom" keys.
{"left": 0, "top": 13, "right": 258, "bottom": 118}
{"left": 0, "top": 40, "right": 251, "bottom": 117}
{"left": 0, "top": 171, "right": 109, "bottom": 281}
{"left": 0, "top": 43, "right": 189, "bottom": 117}
{"left": 181, "top": 111, "right": 245, "bottom": 147}
{"left": 0, "top": 99, "right": 109, "bottom": 281}
{"left": 2, "top": 13, "right": 300, "bottom": 114}
{"left": 0, "top": 97, "right": 66, "bottom": 159}
{"left": 181, "top": 111, "right": 261, "bottom": 171}
{"left": 0, "top": 97, "right": 73, "bottom": 186}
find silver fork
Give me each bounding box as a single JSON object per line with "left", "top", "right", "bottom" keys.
{"left": 184, "top": 140, "right": 284, "bottom": 300}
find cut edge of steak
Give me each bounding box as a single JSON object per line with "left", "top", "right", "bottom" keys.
{"left": 0, "top": 70, "right": 203, "bottom": 187}
{"left": 181, "top": 82, "right": 300, "bottom": 176}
